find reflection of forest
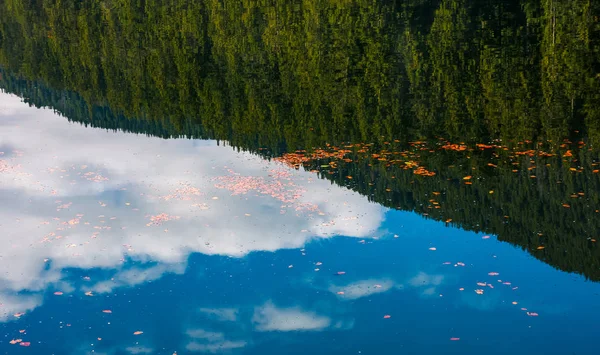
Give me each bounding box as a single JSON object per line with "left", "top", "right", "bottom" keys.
{"left": 1, "top": 0, "right": 600, "bottom": 279}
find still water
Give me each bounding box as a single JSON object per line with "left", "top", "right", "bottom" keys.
{"left": 1, "top": 0, "right": 600, "bottom": 354}
{"left": 2, "top": 92, "right": 599, "bottom": 354}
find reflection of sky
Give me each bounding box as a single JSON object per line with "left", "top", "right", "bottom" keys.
{"left": 1, "top": 92, "right": 600, "bottom": 354}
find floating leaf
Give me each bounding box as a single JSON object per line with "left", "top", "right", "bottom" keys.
{"left": 133, "top": 331, "right": 144, "bottom": 335}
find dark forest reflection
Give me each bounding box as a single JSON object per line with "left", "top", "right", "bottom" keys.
{"left": 1, "top": 0, "right": 600, "bottom": 280}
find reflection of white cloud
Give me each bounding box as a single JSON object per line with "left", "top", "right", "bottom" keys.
{"left": 126, "top": 346, "right": 154, "bottom": 354}
{"left": 0, "top": 93, "right": 387, "bottom": 319}
{"left": 90, "top": 263, "right": 186, "bottom": 294}
{"left": 0, "top": 293, "right": 42, "bottom": 321}
{"left": 408, "top": 272, "right": 445, "bottom": 297}
{"left": 329, "top": 279, "right": 400, "bottom": 300}
{"left": 186, "top": 329, "right": 246, "bottom": 353}
{"left": 198, "top": 308, "right": 238, "bottom": 322}
{"left": 252, "top": 302, "right": 331, "bottom": 332}
{"left": 408, "top": 272, "right": 444, "bottom": 287}
{"left": 187, "top": 329, "right": 226, "bottom": 341}
{"left": 186, "top": 340, "right": 247, "bottom": 353}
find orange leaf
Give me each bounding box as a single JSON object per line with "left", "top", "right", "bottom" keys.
{"left": 133, "top": 331, "right": 144, "bottom": 335}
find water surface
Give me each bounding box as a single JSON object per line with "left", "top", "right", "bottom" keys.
{"left": 1, "top": 0, "right": 600, "bottom": 354}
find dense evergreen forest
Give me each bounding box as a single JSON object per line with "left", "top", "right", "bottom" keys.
{"left": 1, "top": 0, "right": 600, "bottom": 279}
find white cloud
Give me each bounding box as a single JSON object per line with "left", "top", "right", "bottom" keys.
{"left": 408, "top": 272, "right": 444, "bottom": 287}
{"left": 0, "top": 92, "right": 388, "bottom": 319}
{"left": 187, "top": 329, "right": 225, "bottom": 341}
{"left": 125, "top": 346, "right": 154, "bottom": 354}
{"left": 252, "top": 302, "right": 331, "bottom": 332}
{"left": 198, "top": 308, "right": 239, "bottom": 322}
{"left": 328, "top": 279, "right": 400, "bottom": 300}
{"left": 186, "top": 340, "right": 247, "bottom": 353}
{"left": 185, "top": 329, "right": 246, "bottom": 353}
{"left": 89, "top": 263, "right": 186, "bottom": 294}
{"left": 0, "top": 293, "right": 42, "bottom": 322}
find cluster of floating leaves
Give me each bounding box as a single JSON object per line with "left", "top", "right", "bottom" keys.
{"left": 213, "top": 168, "right": 321, "bottom": 214}
{"left": 273, "top": 137, "right": 599, "bottom": 221}
{"left": 146, "top": 213, "right": 180, "bottom": 226}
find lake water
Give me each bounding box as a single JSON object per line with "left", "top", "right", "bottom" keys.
{"left": 1, "top": 1, "right": 600, "bottom": 354}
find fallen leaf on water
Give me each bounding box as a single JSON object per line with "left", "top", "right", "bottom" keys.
{"left": 19, "top": 342, "right": 31, "bottom": 347}
{"left": 102, "top": 310, "right": 112, "bottom": 314}
{"left": 475, "top": 289, "right": 484, "bottom": 295}
{"left": 450, "top": 338, "right": 460, "bottom": 341}
{"left": 9, "top": 339, "right": 21, "bottom": 345}
{"left": 53, "top": 291, "right": 63, "bottom": 296}
{"left": 133, "top": 331, "right": 144, "bottom": 335}
{"left": 429, "top": 247, "right": 437, "bottom": 251}
{"left": 463, "top": 176, "right": 472, "bottom": 180}
{"left": 459, "top": 288, "right": 464, "bottom": 291}
{"left": 336, "top": 291, "right": 344, "bottom": 295}
{"left": 336, "top": 271, "right": 346, "bottom": 275}
{"left": 536, "top": 246, "right": 545, "bottom": 250}
{"left": 19, "top": 330, "right": 25, "bottom": 333}
{"left": 383, "top": 315, "right": 391, "bottom": 319}
{"left": 512, "top": 302, "right": 518, "bottom": 305}
{"left": 488, "top": 272, "right": 499, "bottom": 276}
{"left": 482, "top": 235, "right": 490, "bottom": 239}
{"left": 526, "top": 312, "right": 539, "bottom": 317}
